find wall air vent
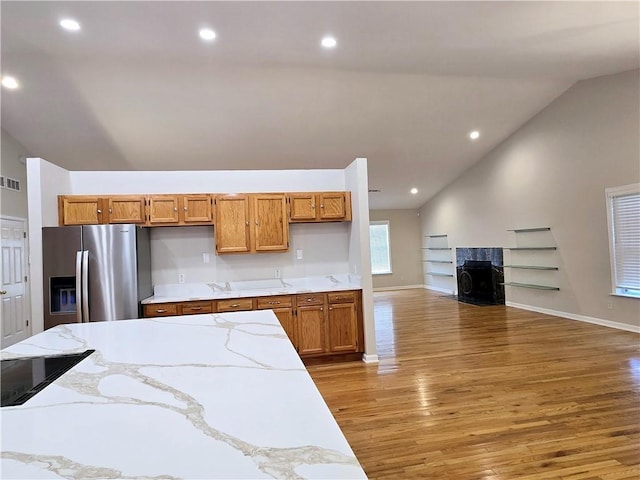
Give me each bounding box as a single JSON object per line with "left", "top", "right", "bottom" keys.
{"left": 0, "top": 176, "right": 21, "bottom": 192}
{"left": 368, "top": 189, "right": 381, "bottom": 193}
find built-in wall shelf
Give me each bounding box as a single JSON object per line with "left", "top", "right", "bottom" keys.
{"left": 505, "top": 247, "right": 557, "bottom": 251}
{"left": 502, "top": 282, "right": 559, "bottom": 291}
{"left": 422, "top": 234, "right": 455, "bottom": 285}
{"left": 502, "top": 265, "right": 558, "bottom": 270}
{"left": 503, "top": 227, "right": 559, "bottom": 293}
{"left": 507, "top": 227, "right": 551, "bottom": 233}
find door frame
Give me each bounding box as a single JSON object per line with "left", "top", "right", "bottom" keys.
{"left": 1, "top": 215, "right": 31, "bottom": 344}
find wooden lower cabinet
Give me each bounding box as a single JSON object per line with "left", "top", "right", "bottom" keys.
{"left": 142, "top": 289, "right": 363, "bottom": 361}
{"left": 256, "top": 296, "right": 296, "bottom": 348}
{"left": 297, "top": 305, "right": 326, "bottom": 355}
{"left": 143, "top": 303, "right": 179, "bottom": 317}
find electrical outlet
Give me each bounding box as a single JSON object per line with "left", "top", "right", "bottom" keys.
{"left": 179, "top": 273, "right": 185, "bottom": 284}
{"left": 607, "top": 300, "right": 613, "bottom": 310}
{"left": 274, "top": 269, "right": 281, "bottom": 279}
{"left": 203, "top": 253, "right": 210, "bottom": 264}
{"left": 296, "top": 249, "right": 303, "bottom": 260}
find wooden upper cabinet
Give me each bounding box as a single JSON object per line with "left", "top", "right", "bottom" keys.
{"left": 319, "top": 192, "right": 350, "bottom": 220}
{"left": 288, "top": 192, "right": 351, "bottom": 222}
{"left": 289, "top": 193, "right": 318, "bottom": 221}
{"left": 181, "top": 195, "right": 213, "bottom": 224}
{"left": 215, "top": 195, "right": 251, "bottom": 253}
{"left": 106, "top": 196, "right": 146, "bottom": 224}
{"left": 58, "top": 196, "right": 103, "bottom": 226}
{"left": 148, "top": 195, "right": 180, "bottom": 225}
{"left": 252, "top": 194, "right": 288, "bottom": 252}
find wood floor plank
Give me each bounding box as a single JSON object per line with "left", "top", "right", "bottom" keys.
{"left": 308, "top": 289, "right": 640, "bottom": 479}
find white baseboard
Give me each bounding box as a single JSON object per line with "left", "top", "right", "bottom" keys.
{"left": 506, "top": 301, "right": 640, "bottom": 333}
{"left": 373, "top": 284, "right": 423, "bottom": 292}
{"left": 423, "top": 284, "right": 456, "bottom": 295}
{"left": 362, "top": 353, "right": 379, "bottom": 363}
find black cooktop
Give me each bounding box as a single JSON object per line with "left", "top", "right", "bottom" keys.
{"left": 1, "top": 349, "right": 95, "bottom": 407}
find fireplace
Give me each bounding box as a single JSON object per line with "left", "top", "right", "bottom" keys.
{"left": 456, "top": 248, "right": 505, "bottom": 306}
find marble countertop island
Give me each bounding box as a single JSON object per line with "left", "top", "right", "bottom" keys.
{"left": 1, "top": 311, "right": 367, "bottom": 479}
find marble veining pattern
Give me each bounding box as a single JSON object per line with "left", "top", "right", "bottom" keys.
{"left": 1, "top": 311, "right": 366, "bottom": 479}
{"left": 142, "top": 274, "right": 362, "bottom": 304}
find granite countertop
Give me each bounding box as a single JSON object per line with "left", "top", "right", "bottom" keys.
{"left": 141, "top": 274, "right": 362, "bottom": 304}
{"left": 0, "top": 311, "right": 367, "bottom": 479}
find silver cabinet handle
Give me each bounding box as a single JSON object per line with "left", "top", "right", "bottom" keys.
{"left": 320, "top": 307, "right": 323, "bottom": 311}
{"left": 255, "top": 220, "right": 259, "bottom": 225}
{"left": 306, "top": 298, "right": 313, "bottom": 302}
{"left": 184, "top": 207, "right": 188, "bottom": 211}
{"left": 329, "top": 307, "right": 333, "bottom": 310}
{"left": 97, "top": 209, "right": 102, "bottom": 214}
{"left": 230, "top": 304, "right": 239, "bottom": 308}
{"left": 245, "top": 221, "right": 249, "bottom": 226}
{"left": 156, "top": 309, "right": 167, "bottom": 313}
{"left": 320, "top": 204, "right": 324, "bottom": 208}
{"left": 173, "top": 207, "right": 178, "bottom": 212}
{"left": 190, "top": 307, "right": 202, "bottom": 311}
{"left": 109, "top": 208, "right": 112, "bottom": 213}
{"left": 268, "top": 301, "right": 280, "bottom": 305}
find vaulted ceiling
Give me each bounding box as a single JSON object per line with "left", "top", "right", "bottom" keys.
{"left": 2, "top": 1, "right": 638, "bottom": 209}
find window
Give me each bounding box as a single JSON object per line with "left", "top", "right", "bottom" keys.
{"left": 370, "top": 221, "right": 392, "bottom": 275}
{"left": 606, "top": 183, "right": 640, "bottom": 298}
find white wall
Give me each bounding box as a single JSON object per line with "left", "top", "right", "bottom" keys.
{"left": 26, "top": 158, "right": 72, "bottom": 334}
{"left": 369, "top": 209, "right": 423, "bottom": 290}
{"left": 1, "top": 129, "right": 30, "bottom": 219}
{"left": 345, "top": 158, "right": 377, "bottom": 360}
{"left": 420, "top": 70, "right": 640, "bottom": 331}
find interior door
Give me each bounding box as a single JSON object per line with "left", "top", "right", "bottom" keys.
{"left": 1, "top": 217, "right": 29, "bottom": 348}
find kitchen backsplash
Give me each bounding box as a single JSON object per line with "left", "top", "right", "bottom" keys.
{"left": 149, "top": 222, "right": 351, "bottom": 285}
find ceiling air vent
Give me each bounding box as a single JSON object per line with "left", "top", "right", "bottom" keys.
{"left": 0, "top": 176, "right": 21, "bottom": 192}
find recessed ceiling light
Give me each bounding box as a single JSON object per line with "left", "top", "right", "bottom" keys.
{"left": 410, "top": 188, "right": 418, "bottom": 195}
{"left": 199, "top": 28, "right": 217, "bottom": 41}
{"left": 60, "top": 18, "right": 81, "bottom": 31}
{"left": 1, "top": 76, "right": 19, "bottom": 89}
{"left": 321, "top": 36, "right": 337, "bottom": 48}
{"left": 469, "top": 130, "right": 480, "bottom": 140}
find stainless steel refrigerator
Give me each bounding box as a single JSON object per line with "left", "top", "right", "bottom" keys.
{"left": 42, "top": 225, "right": 152, "bottom": 330}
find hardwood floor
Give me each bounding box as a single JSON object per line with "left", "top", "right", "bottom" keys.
{"left": 308, "top": 289, "right": 640, "bottom": 479}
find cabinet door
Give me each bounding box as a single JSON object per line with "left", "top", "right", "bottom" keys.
{"left": 319, "top": 192, "right": 347, "bottom": 220}
{"left": 297, "top": 305, "right": 326, "bottom": 355}
{"left": 107, "top": 196, "right": 146, "bottom": 224}
{"left": 252, "top": 194, "right": 289, "bottom": 252}
{"left": 272, "top": 308, "right": 297, "bottom": 349}
{"left": 58, "top": 196, "right": 103, "bottom": 225}
{"left": 288, "top": 193, "right": 318, "bottom": 222}
{"left": 327, "top": 302, "right": 358, "bottom": 353}
{"left": 215, "top": 195, "right": 251, "bottom": 253}
{"left": 182, "top": 195, "right": 213, "bottom": 224}
{"left": 148, "top": 195, "right": 180, "bottom": 224}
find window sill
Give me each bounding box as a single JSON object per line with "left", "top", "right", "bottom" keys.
{"left": 372, "top": 272, "right": 393, "bottom": 276}
{"left": 610, "top": 292, "right": 640, "bottom": 300}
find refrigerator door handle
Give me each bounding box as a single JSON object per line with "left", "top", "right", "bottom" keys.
{"left": 82, "top": 250, "right": 90, "bottom": 322}
{"left": 75, "top": 251, "right": 83, "bottom": 324}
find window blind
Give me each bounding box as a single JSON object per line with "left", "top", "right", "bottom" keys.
{"left": 610, "top": 191, "right": 640, "bottom": 295}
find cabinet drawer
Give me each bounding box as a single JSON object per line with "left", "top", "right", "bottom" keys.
{"left": 181, "top": 301, "right": 214, "bottom": 315}
{"left": 327, "top": 291, "right": 356, "bottom": 304}
{"left": 256, "top": 295, "right": 293, "bottom": 309}
{"left": 144, "top": 303, "right": 178, "bottom": 317}
{"left": 296, "top": 293, "right": 324, "bottom": 306}
{"left": 217, "top": 298, "right": 254, "bottom": 312}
